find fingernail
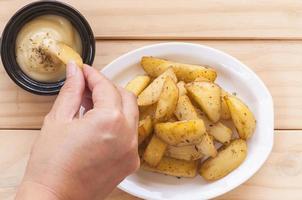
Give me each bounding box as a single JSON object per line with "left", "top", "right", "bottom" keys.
{"left": 66, "top": 61, "right": 77, "bottom": 78}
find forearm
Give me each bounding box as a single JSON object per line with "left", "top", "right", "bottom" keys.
{"left": 16, "top": 181, "right": 64, "bottom": 200}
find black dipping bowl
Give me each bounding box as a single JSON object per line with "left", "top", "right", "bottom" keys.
{"left": 1, "top": 1, "right": 95, "bottom": 95}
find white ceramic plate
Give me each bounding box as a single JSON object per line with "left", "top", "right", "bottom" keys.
{"left": 101, "top": 42, "right": 274, "bottom": 200}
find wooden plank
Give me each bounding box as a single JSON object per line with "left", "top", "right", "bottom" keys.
{"left": 1, "top": 0, "right": 302, "bottom": 39}
{"left": 0, "top": 130, "right": 301, "bottom": 200}
{"left": 0, "top": 40, "right": 301, "bottom": 129}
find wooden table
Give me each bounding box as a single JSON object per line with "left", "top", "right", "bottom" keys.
{"left": 1, "top": 1, "right": 302, "bottom": 199}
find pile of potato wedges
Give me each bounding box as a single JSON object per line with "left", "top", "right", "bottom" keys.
{"left": 126, "top": 56, "right": 256, "bottom": 181}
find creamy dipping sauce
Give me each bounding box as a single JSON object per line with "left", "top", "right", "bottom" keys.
{"left": 15, "top": 15, "right": 82, "bottom": 82}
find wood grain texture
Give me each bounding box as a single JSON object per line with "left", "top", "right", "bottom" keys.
{"left": 0, "top": 40, "right": 301, "bottom": 129}
{"left": 1, "top": 0, "right": 302, "bottom": 39}
{"left": 0, "top": 130, "right": 301, "bottom": 200}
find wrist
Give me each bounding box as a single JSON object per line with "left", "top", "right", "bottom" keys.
{"left": 16, "top": 180, "right": 66, "bottom": 200}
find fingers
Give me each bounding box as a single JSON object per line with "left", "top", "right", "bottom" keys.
{"left": 83, "top": 65, "right": 122, "bottom": 111}
{"left": 49, "top": 61, "right": 85, "bottom": 120}
{"left": 118, "top": 87, "right": 139, "bottom": 129}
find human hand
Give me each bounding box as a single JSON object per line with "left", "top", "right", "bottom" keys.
{"left": 16, "top": 62, "right": 140, "bottom": 200}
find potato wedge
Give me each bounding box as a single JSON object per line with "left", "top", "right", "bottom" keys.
{"left": 225, "top": 95, "right": 256, "bottom": 140}
{"left": 177, "top": 81, "right": 187, "bottom": 96}
{"left": 143, "top": 135, "right": 167, "bottom": 167}
{"left": 138, "top": 68, "right": 177, "bottom": 106}
{"left": 138, "top": 116, "right": 153, "bottom": 145}
{"left": 141, "top": 156, "right": 198, "bottom": 178}
{"left": 155, "top": 119, "right": 206, "bottom": 146}
{"left": 186, "top": 81, "right": 221, "bottom": 122}
{"left": 141, "top": 56, "right": 217, "bottom": 82}
{"left": 220, "top": 90, "right": 231, "bottom": 120}
{"left": 45, "top": 40, "right": 83, "bottom": 67}
{"left": 196, "top": 132, "right": 217, "bottom": 157}
{"left": 139, "top": 104, "right": 157, "bottom": 120}
{"left": 165, "top": 145, "right": 203, "bottom": 161}
{"left": 155, "top": 77, "right": 179, "bottom": 122}
{"left": 208, "top": 122, "right": 232, "bottom": 144}
{"left": 174, "top": 95, "right": 199, "bottom": 121}
{"left": 125, "top": 75, "right": 151, "bottom": 96}
{"left": 200, "top": 139, "right": 247, "bottom": 181}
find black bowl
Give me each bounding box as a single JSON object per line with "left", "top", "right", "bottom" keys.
{"left": 1, "top": 0, "right": 95, "bottom": 95}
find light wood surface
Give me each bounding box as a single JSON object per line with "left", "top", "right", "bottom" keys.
{"left": 1, "top": 131, "right": 302, "bottom": 200}
{"left": 0, "top": 40, "right": 302, "bottom": 129}
{"left": 1, "top": 0, "right": 302, "bottom": 39}
{"left": 0, "top": 1, "right": 301, "bottom": 199}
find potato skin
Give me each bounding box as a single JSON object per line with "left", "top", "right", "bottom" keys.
{"left": 141, "top": 56, "right": 217, "bottom": 82}
{"left": 138, "top": 68, "right": 177, "bottom": 106}
{"left": 143, "top": 135, "right": 167, "bottom": 167}
{"left": 155, "top": 77, "right": 179, "bottom": 122}
{"left": 138, "top": 116, "right": 153, "bottom": 145}
{"left": 225, "top": 95, "right": 256, "bottom": 140}
{"left": 125, "top": 75, "right": 151, "bottom": 96}
{"left": 155, "top": 120, "right": 206, "bottom": 146}
{"left": 141, "top": 156, "right": 198, "bottom": 178}
{"left": 186, "top": 81, "right": 221, "bottom": 123}
{"left": 165, "top": 145, "right": 203, "bottom": 161}
{"left": 200, "top": 139, "right": 247, "bottom": 181}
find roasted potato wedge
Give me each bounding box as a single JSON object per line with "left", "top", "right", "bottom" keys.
{"left": 143, "top": 135, "right": 167, "bottom": 167}
{"left": 177, "top": 81, "right": 187, "bottom": 96}
{"left": 200, "top": 139, "right": 247, "bottom": 181}
{"left": 125, "top": 75, "right": 151, "bottom": 96}
{"left": 220, "top": 89, "right": 231, "bottom": 120}
{"left": 141, "top": 156, "right": 198, "bottom": 178}
{"left": 141, "top": 56, "right": 217, "bottom": 82}
{"left": 138, "top": 116, "right": 153, "bottom": 145}
{"left": 138, "top": 68, "right": 177, "bottom": 106}
{"left": 194, "top": 77, "right": 211, "bottom": 82}
{"left": 208, "top": 122, "right": 232, "bottom": 144}
{"left": 186, "top": 81, "right": 221, "bottom": 122}
{"left": 45, "top": 41, "right": 83, "bottom": 67}
{"left": 165, "top": 145, "right": 203, "bottom": 161}
{"left": 225, "top": 95, "right": 256, "bottom": 140}
{"left": 174, "top": 95, "right": 199, "bottom": 121}
{"left": 196, "top": 132, "right": 217, "bottom": 157}
{"left": 155, "top": 77, "right": 179, "bottom": 122}
{"left": 155, "top": 119, "right": 206, "bottom": 146}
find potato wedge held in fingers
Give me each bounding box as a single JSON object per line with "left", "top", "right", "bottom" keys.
{"left": 225, "top": 95, "right": 256, "bottom": 140}
{"left": 155, "top": 77, "right": 179, "bottom": 122}
{"left": 138, "top": 116, "right": 153, "bottom": 145}
{"left": 155, "top": 120, "right": 206, "bottom": 146}
{"left": 177, "top": 81, "right": 187, "bottom": 96}
{"left": 141, "top": 156, "right": 198, "bottom": 178}
{"left": 138, "top": 68, "right": 177, "bottom": 106}
{"left": 186, "top": 81, "right": 221, "bottom": 123}
{"left": 141, "top": 56, "right": 217, "bottom": 82}
{"left": 200, "top": 139, "right": 247, "bottom": 181}
{"left": 208, "top": 122, "right": 232, "bottom": 144}
{"left": 196, "top": 132, "right": 217, "bottom": 157}
{"left": 125, "top": 75, "right": 151, "bottom": 96}
{"left": 143, "top": 135, "right": 167, "bottom": 167}
{"left": 174, "top": 95, "right": 199, "bottom": 120}
{"left": 165, "top": 145, "right": 203, "bottom": 161}
{"left": 220, "top": 90, "right": 231, "bottom": 120}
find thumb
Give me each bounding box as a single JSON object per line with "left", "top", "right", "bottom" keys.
{"left": 49, "top": 61, "right": 85, "bottom": 121}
